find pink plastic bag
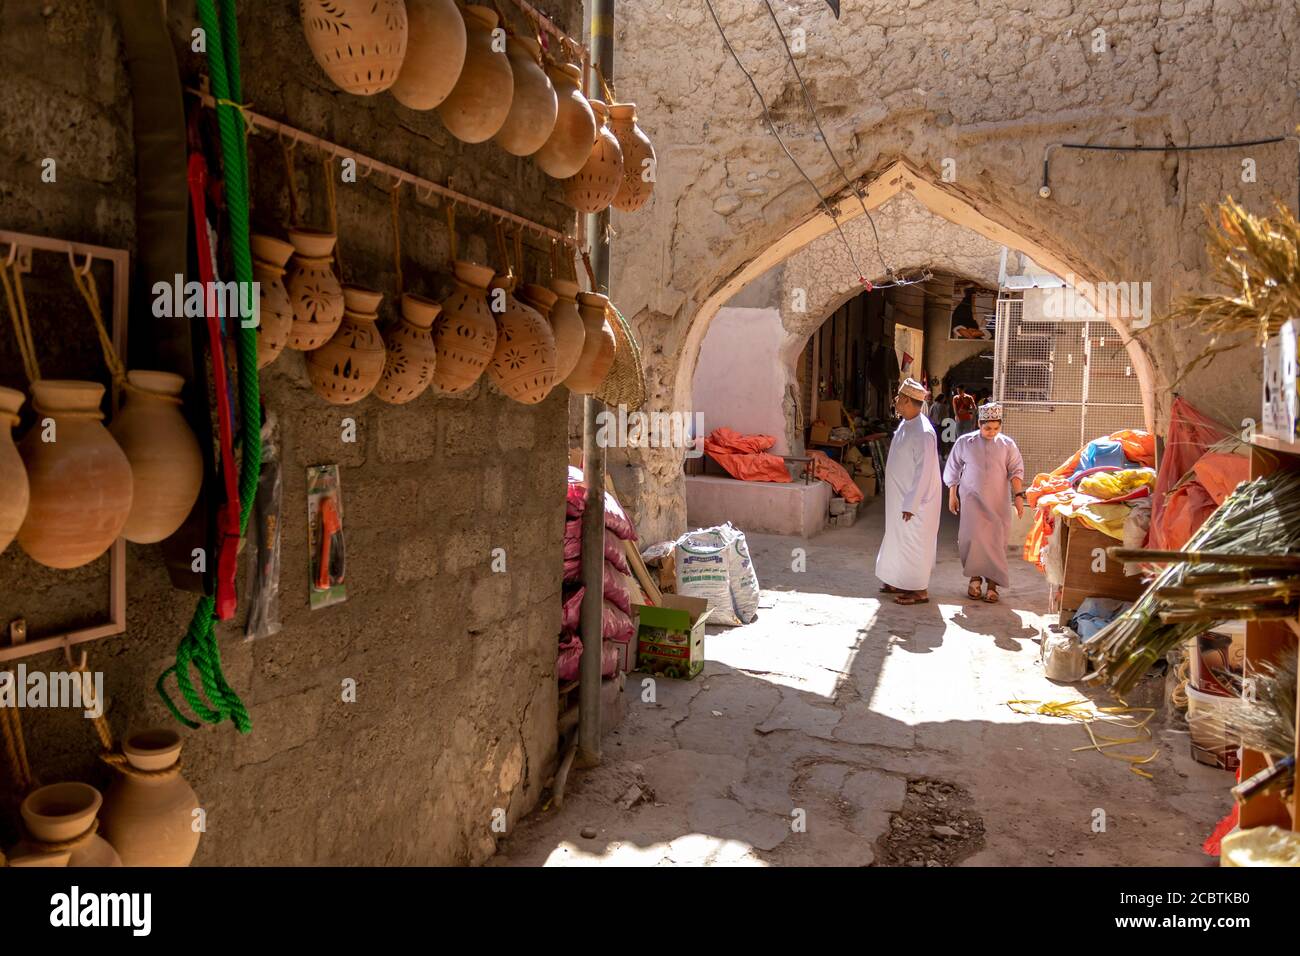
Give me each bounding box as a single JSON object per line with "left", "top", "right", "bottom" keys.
{"left": 556, "top": 634, "right": 618, "bottom": 681}
{"left": 561, "top": 587, "right": 635, "bottom": 641}
{"left": 567, "top": 465, "right": 637, "bottom": 541}
{"left": 563, "top": 518, "right": 631, "bottom": 573}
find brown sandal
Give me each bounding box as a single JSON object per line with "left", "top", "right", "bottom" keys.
{"left": 967, "top": 579, "right": 983, "bottom": 600}
{"left": 984, "top": 586, "right": 1000, "bottom": 604}
{"left": 894, "top": 590, "right": 929, "bottom": 605}
{"left": 880, "top": 584, "right": 905, "bottom": 593}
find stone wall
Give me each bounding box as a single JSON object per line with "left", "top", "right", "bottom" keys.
{"left": 609, "top": 0, "right": 1300, "bottom": 543}
{"left": 0, "top": 0, "right": 578, "bottom": 864}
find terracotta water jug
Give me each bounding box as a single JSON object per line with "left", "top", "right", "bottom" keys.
{"left": 608, "top": 103, "right": 656, "bottom": 212}
{"left": 0, "top": 386, "right": 29, "bottom": 554}
{"left": 375, "top": 293, "right": 440, "bottom": 405}
{"left": 486, "top": 275, "right": 557, "bottom": 404}
{"left": 535, "top": 63, "right": 596, "bottom": 179}
{"left": 285, "top": 229, "right": 346, "bottom": 351}
{"left": 391, "top": 0, "right": 467, "bottom": 110}
{"left": 300, "top": 0, "right": 408, "bottom": 95}
{"left": 307, "top": 286, "right": 387, "bottom": 404}
{"left": 251, "top": 234, "right": 295, "bottom": 368}
{"left": 432, "top": 261, "right": 498, "bottom": 393}
{"left": 110, "top": 371, "right": 203, "bottom": 545}
{"left": 17, "top": 380, "right": 133, "bottom": 569}
{"left": 100, "top": 729, "right": 201, "bottom": 867}
{"left": 564, "top": 292, "right": 617, "bottom": 394}
{"left": 562, "top": 100, "right": 623, "bottom": 214}
{"left": 494, "top": 36, "right": 557, "bottom": 156}
{"left": 11, "top": 782, "right": 122, "bottom": 867}
{"left": 522, "top": 281, "right": 582, "bottom": 383}
{"left": 437, "top": 6, "right": 514, "bottom": 144}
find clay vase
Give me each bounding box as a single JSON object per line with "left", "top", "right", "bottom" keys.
{"left": 285, "top": 229, "right": 346, "bottom": 351}
{"left": 564, "top": 292, "right": 617, "bottom": 394}
{"left": 609, "top": 103, "right": 656, "bottom": 212}
{"left": 13, "top": 782, "right": 122, "bottom": 867}
{"left": 391, "top": 0, "right": 467, "bottom": 110}
{"left": 251, "top": 235, "right": 295, "bottom": 369}
{"left": 522, "top": 281, "right": 582, "bottom": 384}
{"left": 18, "top": 380, "right": 133, "bottom": 569}
{"left": 375, "top": 293, "right": 440, "bottom": 405}
{"left": 0, "top": 386, "right": 29, "bottom": 554}
{"left": 437, "top": 6, "right": 514, "bottom": 144}
{"left": 494, "top": 36, "right": 557, "bottom": 156}
{"left": 110, "top": 371, "right": 203, "bottom": 545}
{"left": 300, "top": 0, "right": 408, "bottom": 95}
{"left": 562, "top": 100, "right": 623, "bottom": 214}
{"left": 432, "top": 261, "right": 498, "bottom": 394}
{"left": 307, "top": 286, "right": 387, "bottom": 404}
{"left": 486, "top": 275, "right": 557, "bottom": 404}
{"left": 535, "top": 63, "right": 597, "bottom": 179}
{"left": 100, "top": 729, "right": 201, "bottom": 867}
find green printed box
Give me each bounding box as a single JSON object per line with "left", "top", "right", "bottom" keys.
{"left": 633, "top": 593, "right": 711, "bottom": 680}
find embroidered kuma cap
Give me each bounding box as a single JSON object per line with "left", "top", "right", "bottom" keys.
{"left": 978, "top": 401, "right": 1004, "bottom": 422}
{"left": 896, "top": 378, "right": 927, "bottom": 402}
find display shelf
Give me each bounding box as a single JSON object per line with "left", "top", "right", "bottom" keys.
{"left": 1250, "top": 432, "right": 1300, "bottom": 457}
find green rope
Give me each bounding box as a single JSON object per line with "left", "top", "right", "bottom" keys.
{"left": 157, "top": 0, "right": 261, "bottom": 734}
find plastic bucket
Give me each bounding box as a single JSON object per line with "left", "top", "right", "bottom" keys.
{"left": 1186, "top": 684, "right": 1241, "bottom": 771}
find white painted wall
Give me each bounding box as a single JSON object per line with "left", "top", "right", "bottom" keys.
{"left": 692, "top": 305, "right": 793, "bottom": 455}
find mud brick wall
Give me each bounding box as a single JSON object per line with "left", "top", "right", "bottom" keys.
{"left": 0, "top": 0, "right": 580, "bottom": 864}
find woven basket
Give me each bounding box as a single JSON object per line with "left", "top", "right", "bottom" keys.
{"left": 594, "top": 303, "right": 646, "bottom": 411}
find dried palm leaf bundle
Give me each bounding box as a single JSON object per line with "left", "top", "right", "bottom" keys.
{"left": 1085, "top": 470, "right": 1300, "bottom": 694}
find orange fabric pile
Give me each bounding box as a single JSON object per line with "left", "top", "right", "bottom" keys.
{"left": 808, "top": 450, "right": 863, "bottom": 503}
{"left": 703, "top": 428, "right": 792, "bottom": 484}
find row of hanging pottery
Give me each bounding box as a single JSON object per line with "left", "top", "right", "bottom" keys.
{"left": 298, "top": 1, "right": 656, "bottom": 210}
{"left": 6, "top": 730, "right": 201, "bottom": 868}
{"left": 1, "top": 372, "right": 202, "bottom": 568}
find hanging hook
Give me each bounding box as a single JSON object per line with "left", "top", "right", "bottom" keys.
{"left": 62, "top": 635, "right": 87, "bottom": 671}
{"left": 69, "top": 250, "right": 93, "bottom": 276}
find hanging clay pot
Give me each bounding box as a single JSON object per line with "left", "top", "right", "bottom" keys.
{"left": 562, "top": 100, "right": 623, "bottom": 214}
{"left": 17, "top": 380, "right": 133, "bottom": 570}
{"left": 0, "top": 386, "right": 29, "bottom": 555}
{"left": 285, "top": 228, "right": 346, "bottom": 351}
{"left": 10, "top": 782, "right": 122, "bottom": 867}
{"left": 521, "top": 281, "right": 582, "bottom": 384}
{"left": 564, "top": 292, "right": 617, "bottom": 394}
{"left": 432, "top": 261, "right": 498, "bottom": 394}
{"left": 486, "top": 275, "right": 557, "bottom": 405}
{"left": 494, "top": 36, "right": 558, "bottom": 157}
{"left": 535, "top": 63, "right": 596, "bottom": 179}
{"left": 110, "top": 371, "right": 203, "bottom": 545}
{"left": 300, "top": 0, "right": 408, "bottom": 96}
{"left": 375, "top": 293, "right": 440, "bottom": 405}
{"left": 391, "top": 0, "right": 467, "bottom": 110}
{"left": 437, "top": 6, "right": 514, "bottom": 144}
{"left": 608, "top": 103, "right": 656, "bottom": 212}
{"left": 100, "top": 729, "right": 201, "bottom": 867}
{"left": 307, "top": 286, "right": 387, "bottom": 404}
{"left": 251, "top": 235, "right": 295, "bottom": 369}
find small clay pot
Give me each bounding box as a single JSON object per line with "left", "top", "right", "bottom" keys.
{"left": 0, "top": 386, "right": 30, "bottom": 555}
{"left": 13, "top": 782, "right": 122, "bottom": 868}
{"left": 562, "top": 100, "right": 623, "bottom": 214}
{"left": 535, "top": 62, "right": 597, "bottom": 179}
{"left": 18, "top": 380, "right": 133, "bottom": 569}
{"left": 608, "top": 103, "right": 656, "bottom": 212}
{"left": 391, "top": 0, "right": 467, "bottom": 110}
{"left": 494, "top": 36, "right": 557, "bottom": 156}
{"left": 486, "top": 275, "right": 557, "bottom": 404}
{"left": 307, "top": 286, "right": 387, "bottom": 404}
{"left": 432, "top": 260, "right": 499, "bottom": 393}
{"left": 285, "top": 229, "right": 346, "bottom": 351}
{"left": 111, "top": 371, "right": 203, "bottom": 545}
{"left": 251, "top": 234, "right": 295, "bottom": 369}
{"left": 100, "top": 729, "right": 201, "bottom": 867}
{"left": 523, "top": 281, "right": 583, "bottom": 384}
{"left": 437, "top": 6, "right": 514, "bottom": 144}
{"left": 564, "top": 292, "right": 617, "bottom": 394}
{"left": 300, "top": 0, "right": 409, "bottom": 95}
{"left": 375, "top": 293, "right": 440, "bottom": 405}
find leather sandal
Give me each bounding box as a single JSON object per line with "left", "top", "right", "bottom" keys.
{"left": 894, "top": 590, "right": 929, "bottom": 605}
{"left": 984, "top": 586, "right": 1000, "bottom": 604}
{"left": 880, "top": 584, "right": 905, "bottom": 593}
{"left": 967, "top": 579, "right": 983, "bottom": 600}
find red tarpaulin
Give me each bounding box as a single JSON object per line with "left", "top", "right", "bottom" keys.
{"left": 1146, "top": 397, "right": 1241, "bottom": 551}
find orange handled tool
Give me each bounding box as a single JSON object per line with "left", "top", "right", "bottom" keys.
{"left": 316, "top": 495, "right": 341, "bottom": 591}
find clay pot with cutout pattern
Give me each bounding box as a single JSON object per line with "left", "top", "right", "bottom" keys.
{"left": 564, "top": 292, "right": 617, "bottom": 394}
{"left": 375, "top": 293, "right": 440, "bottom": 405}
{"left": 8, "top": 783, "right": 121, "bottom": 868}
{"left": 494, "top": 36, "right": 557, "bottom": 156}
{"left": 0, "top": 386, "right": 29, "bottom": 555}
{"left": 110, "top": 371, "right": 202, "bottom": 545}
{"left": 535, "top": 62, "right": 596, "bottom": 179}
{"left": 437, "top": 6, "right": 514, "bottom": 143}
{"left": 251, "top": 235, "right": 295, "bottom": 369}
{"left": 17, "top": 380, "right": 133, "bottom": 569}
{"left": 307, "top": 286, "right": 387, "bottom": 404}
{"left": 520, "top": 281, "right": 582, "bottom": 385}
{"left": 285, "top": 229, "right": 346, "bottom": 351}
{"left": 486, "top": 275, "right": 557, "bottom": 405}
{"left": 391, "top": 0, "right": 467, "bottom": 110}
{"left": 432, "top": 261, "right": 498, "bottom": 394}
{"left": 100, "top": 729, "right": 201, "bottom": 867}
{"left": 609, "top": 103, "right": 656, "bottom": 212}
{"left": 300, "top": 0, "right": 408, "bottom": 95}
{"left": 562, "top": 100, "right": 623, "bottom": 214}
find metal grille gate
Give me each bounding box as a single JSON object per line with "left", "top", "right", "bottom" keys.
{"left": 992, "top": 293, "right": 1145, "bottom": 480}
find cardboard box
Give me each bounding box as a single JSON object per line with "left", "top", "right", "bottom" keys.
{"left": 817, "top": 400, "right": 850, "bottom": 427}
{"left": 853, "top": 474, "right": 877, "bottom": 497}
{"left": 634, "top": 593, "right": 710, "bottom": 680}
{"left": 810, "top": 423, "right": 832, "bottom": 444}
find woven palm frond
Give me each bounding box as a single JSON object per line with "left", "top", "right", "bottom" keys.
{"left": 595, "top": 303, "right": 647, "bottom": 411}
